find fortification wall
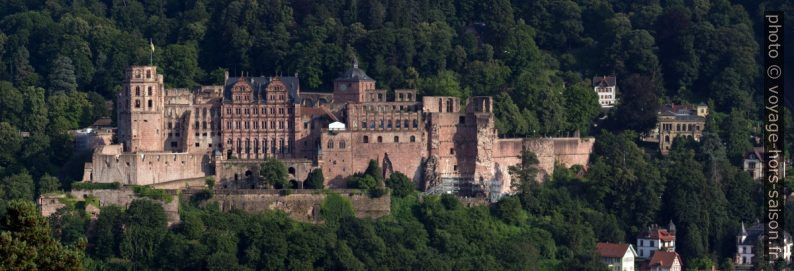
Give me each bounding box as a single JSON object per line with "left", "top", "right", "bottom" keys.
{"left": 321, "top": 130, "right": 426, "bottom": 187}
{"left": 491, "top": 137, "right": 594, "bottom": 194}
{"left": 86, "top": 145, "right": 209, "bottom": 185}
{"left": 38, "top": 188, "right": 180, "bottom": 226}
{"left": 183, "top": 189, "right": 391, "bottom": 222}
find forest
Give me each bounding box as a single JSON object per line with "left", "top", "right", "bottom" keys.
{"left": 0, "top": 0, "right": 793, "bottom": 270}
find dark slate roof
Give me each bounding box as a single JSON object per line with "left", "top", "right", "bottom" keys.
{"left": 658, "top": 104, "right": 705, "bottom": 121}
{"left": 739, "top": 222, "right": 792, "bottom": 245}
{"left": 336, "top": 65, "right": 373, "bottom": 81}
{"left": 593, "top": 75, "right": 616, "bottom": 87}
{"left": 223, "top": 76, "right": 300, "bottom": 103}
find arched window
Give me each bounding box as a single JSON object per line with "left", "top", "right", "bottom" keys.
{"left": 363, "top": 136, "right": 369, "bottom": 143}
{"left": 410, "top": 136, "right": 416, "bottom": 142}
{"left": 327, "top": 140, "right": 334, "bottom": 149}
{"left": 377, "top": 136, "right": 383, "bottom": 143}
{"left": 447, "top": 98, "right": 453, "bottom": 112}
{"left": 394, "top": 136, "right": 399, "bottom": 143}
{"left": 340, "top": 140, "right": 346, "bottom": 149}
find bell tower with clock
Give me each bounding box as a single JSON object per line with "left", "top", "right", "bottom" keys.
{"left": 333, "top": 59, "right": 376, "bottom": 104}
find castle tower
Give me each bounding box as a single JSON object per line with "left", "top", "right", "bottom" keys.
{"left": 333, "top": 59, "right": 376, "bottom": 104}
{"left": 117, "top": 66, "right": 165, "bottom": 152}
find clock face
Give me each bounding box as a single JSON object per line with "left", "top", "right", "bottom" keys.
{"left": 339, "top": 83, "right": 348, "bottom": 91}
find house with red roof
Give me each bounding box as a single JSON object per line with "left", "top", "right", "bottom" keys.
{"left": 596, "top": 242, "right": 637, "bottom": 271}
{"left": 647, "top": 251, "right": 682, "bottom": 271}
{"left": 637, "top": 221, "right": 676, "bottom": 259}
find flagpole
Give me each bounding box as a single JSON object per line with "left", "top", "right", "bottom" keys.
{"left": 149, "top": 39, "right": 153, "bottom": 66}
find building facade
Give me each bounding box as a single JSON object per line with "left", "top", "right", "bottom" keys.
{"left": 735, "top": 222, "right": 793, "bottom": 269}
{"left": 83, "top": 64, "right": 594, "bottom": 198}
{"left": 593, "top": 75, "right": 617, "bottom": 108}
{"left": 637, "top": 222, "right": 676, "bottom": 259}
{"left": 596, "top": 242, "right": 637, "bottom": 271}
{"left": 642, "top": 104, "right": 708, "bottom": 155}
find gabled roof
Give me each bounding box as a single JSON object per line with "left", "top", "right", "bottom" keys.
{"left": 649, "top": 251, "right": 681, "bottom": 269}
{"left": 638, "top": 228, "right": 675, "bottom": 242}
{"left": 596, "top": 242, "right": 633, "bottom": 258}
{"left": 223, "top": 76, "right": 300, "bottom": 103}
{"left": 746, "top": 147, "right": 764, "bottom": 162}
{"left": 592, "top": 75, "right": 616, "bottom": 87}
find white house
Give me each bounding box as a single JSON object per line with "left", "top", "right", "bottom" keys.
{"left": 648, "top": 251, "right": 683, "bottom": 271}
{"left": 735, "top": 222, "right": 793, "bottom": 269}
{"left": 593, "top": 75, "right": 617, "bottom": 108}
{"left": 596, "top": 242, "right": 637, "bottom": 271}
{"left": 637, "top": 221, "right": 676, "bottom": 259}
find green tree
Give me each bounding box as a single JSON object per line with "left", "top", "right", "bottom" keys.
{"left": 304, "top": 168, "right": 325, "bottom": 189}
{"left": 417, "top": 70, "right": 463, "bottom": 98}
{"left": 0, "top": 81, "right": 23, "bottom": 126}
{"left": 364, "top": 159, "right": 383, "bottom": 183}
{"left": 1, "top": 171, "right": 34, "bottom": 200}
{"left": 48, "top": 55, "right": 77, "bottom": 93}
{"left": 11, "top": 47, "right": 39, "bottom": 87}
{"left": 509, "top": 149, "right": 540, "bottom": 200}
{"left": 120, "top": 199, "right": 168, "bottom": 267}
{"left": 161, "top": 43, "right": 202, "bottom": 88}
{"left": 0, "top": 200, "right": 82, "bottom": 270}
{"left": 385, "top": 172, "right": 414, "bottom": 197}
{"left": 260, "top": 158, "right": 288, "bottom": 189}
{"left": 37, "top": 174, "right": 60, "bottom": 195}
{"left": 563, "top": 80, "right": 600, "bottom": 134}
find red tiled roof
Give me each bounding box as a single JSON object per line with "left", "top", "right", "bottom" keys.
{"left": 649, "top": 251, "right": 680, "bottom": 269}
{"left": 639, "top": 229, "right": 675, "bottom": 242}
{"left": 596, "top": 242, "right": 630, "bottom": 258}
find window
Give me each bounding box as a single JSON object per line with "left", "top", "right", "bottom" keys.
{"left": 404, "top": 120, "right": 409, "bottom": 128}
{"left": 450, "top": 148, "right": 455, "bottom": 155}
{"left": 148, "top": 86, "right": 152, "bottom": 96}
{"left": 413, "top": 119, "right": 418, "bottom": 128}
{"left": 146, "top": 70, "right": 151, "bottom": 78}
{"left": 361, "top": 121, "right": 367, "bottom": 129}
{"left": 396, "top": 120, "right": 401, "bottom": 128}
{"left": 394, "top": 136, "right": 399, "bottom": 143}
{"left": 148, "top": 100, "right": 152, "bottom": 108}
{"left": 387, "top": 120, "right": 392, "bottom": 128}
{"left": 410, "top": 136, "right": 416, "bottom": 142}
{"left": 135, "top": 100, "right": 141, "bottom": 108}
{"left": 377, "top": 136, "right": 382, "bottom": 143}
{"left": 363, "top": 136, "right": 369, "bottom": 143}
{"left": 459, "top": 116, "right": 465, "bottom": 124}
{"left": 327, "top": 140, "right": 334, "bottom": 149}
{"left": 447, "top": 98, "right": 453, "bottom": 112}
{"left": 171, "top": 141, "right": 177, "bottom": 148}
{"left": 340, "top": 141, "right": 346, "bottom": 149}
{"left": 135, "top": 86, "right": 140, "bottom": 96}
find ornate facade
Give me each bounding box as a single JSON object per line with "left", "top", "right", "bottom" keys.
{"left": 84, "top": 64, "right": 594, "bottom": 198}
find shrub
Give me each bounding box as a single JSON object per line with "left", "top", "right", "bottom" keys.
{"left": 304, "top": 169, "right": 325, "bottom": 189}
{"left": 279, "top": 189, "right": 292, "bottom": 196}
{"left": 319, "top": 193, "right": 354, "bottom": 224}
{"left": 71, "top": 182, "right": 121, "bottom": 190}
{"left": 386, "top": 172, "right": 414, "bottom": 197}
{"left": 131, "top": 186, "right": 173, "bottom": 203}
{"left": 205, "top": 177, "right": 215, "bottom": 189}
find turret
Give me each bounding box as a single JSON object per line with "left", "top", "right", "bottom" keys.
{"left": 117, "top": 66, "right": 165, "bottom": 152}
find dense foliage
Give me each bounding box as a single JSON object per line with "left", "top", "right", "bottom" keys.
{"left": 0, "top": 0, "right": 792, "bottom": 269}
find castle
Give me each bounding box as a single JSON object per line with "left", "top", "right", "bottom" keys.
{"left": 81, "top": 64, "right": 594, "bottom": 199}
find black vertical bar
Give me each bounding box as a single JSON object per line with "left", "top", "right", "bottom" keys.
{"left": 764, "top": 11, "right": 784, "bottom": 266}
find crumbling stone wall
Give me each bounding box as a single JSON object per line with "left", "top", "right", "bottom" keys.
{"left": 38, "top": 188, "right": 180, "bottom": 226}
{"left": 183, "top": 189, "right": 391, "bottom": 222}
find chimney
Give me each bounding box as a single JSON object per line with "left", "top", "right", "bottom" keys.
{"left": 224, "top": 70, "right": 229, "bottom": 82}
